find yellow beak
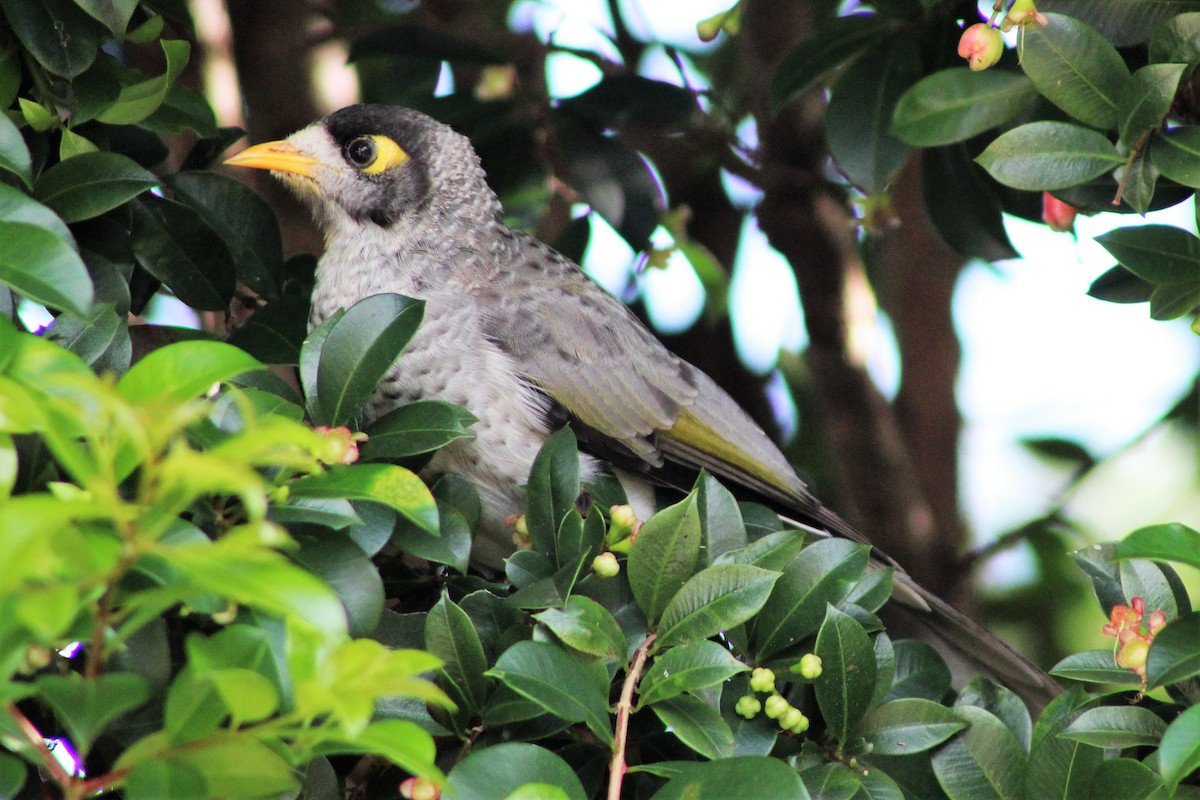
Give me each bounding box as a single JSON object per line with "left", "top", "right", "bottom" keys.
{"left": 224, "top": 140, "right": 321, "bottom": 177}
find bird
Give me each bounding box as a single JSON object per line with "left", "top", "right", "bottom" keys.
{"left": 224, "top": 104, "right": 1061, "bottom": 708}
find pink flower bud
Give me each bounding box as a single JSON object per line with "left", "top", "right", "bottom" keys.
{"left": 958, "top": 23, "right": 1003, "bottom": 71}
{"left": 1041, "top": 193, "right": 1077, "bottom": 232}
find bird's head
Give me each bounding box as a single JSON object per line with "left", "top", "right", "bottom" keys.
{"left": 225, "top": 104, "right": 498, "bottom": 232}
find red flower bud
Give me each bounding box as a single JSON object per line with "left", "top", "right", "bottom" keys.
{"left": 1041, "top": 193, "right": 1078, "bottom": 233}
{"left": 958, "top": 23, "right": 1003, "bottom": 71}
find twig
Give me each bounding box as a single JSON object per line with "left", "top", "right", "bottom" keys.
{"left": 607, "top": 633, "right": 656, "bottom": 800}
{"left": 6, "top": 702, "right": 72, "bottom": 788}
{"left": 1112, "top": 130, "right": 1152, "bottom": 208}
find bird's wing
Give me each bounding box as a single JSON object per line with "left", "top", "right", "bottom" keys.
{"left": 477, "top": 236, "right": 815, "bottom": 512}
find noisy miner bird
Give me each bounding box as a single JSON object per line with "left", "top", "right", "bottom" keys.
{"left": 225, "top": 104, "right": 1060, "bottom": 707}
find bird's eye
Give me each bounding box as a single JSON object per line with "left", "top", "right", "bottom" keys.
{"left": 345, "top": 136, "right": 377, "bottom": 169}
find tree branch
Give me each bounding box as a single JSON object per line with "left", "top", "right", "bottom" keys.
{"left": 608, "top": 633, "right": 656, "bottom": 800}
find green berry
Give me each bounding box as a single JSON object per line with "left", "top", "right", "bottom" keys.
{"left": 795, "top": 653, "right": 822, "bottom": 680}
{"left": 749, "top": 666, "right": 776, "bottom": 693}
{"left": 780, "top": 707, "right": 804, "bottom": 731}
{"left": 592, "top": 552, "right": 620, "bottom": 578}
{"left": 789, "top": 711, "right": 810, "bottom": 734}
{"left": 735, "top": 695, "right": 762, "bottom": 719}
{"left": 763, "top": 693, "right": 789, "bottom": 720}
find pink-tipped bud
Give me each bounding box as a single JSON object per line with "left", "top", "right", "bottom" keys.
{"left": 1041, "top": 193, "right": 1078, "bottom": 233}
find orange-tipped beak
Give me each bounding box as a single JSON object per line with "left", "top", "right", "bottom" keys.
{"left": 224, "top": 140, "right": 321, "bottom": 177}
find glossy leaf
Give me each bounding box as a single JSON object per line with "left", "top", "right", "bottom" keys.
{"left": 533, "top": 595, "right": 626, "bottom": 661}
{"left": 770, "top": 13, "right": 897, "bottom": 110}
{"left": 1095, "top": 225, "right": 1200, "bottom": 284}
{"left": 35, "top": 672, "right": 149, "bottom": 753}
{"left": 0, "top": 221, "right": 94, "bottom": 315}
{"left": 524, "top": 426, "right": 581, "bottom": 561}
{"left": 893, "top": 69, "right": 1038, "bottom": 147}
{"left": 75, "top": 0, "right": 137, "bottom": 34}
{"left": 1114, "top": 522, "right": 1200, "bottom": 568}
{"left": 360, "top": 400, "right": 477, "bottom": 461}
{"left": 97, "top": 39, "right": 189, "bottom": 124}
{"left": 1146, "top": 612, "right": 1200, "bottom": 689}
{"left": 713, "top": 528, "right": 806, "bottom": 572}
{"left": 1150, "top": 11, "right": 1200, "bottom": 61}
{"left": 0, "top": 0, "right": 101, "bottom": 78}
{"left": 976, "top": 122, "right": 1122, "bottom": 191}
{"left": 656, "top": 563, "right": 779, "bottom": 647}
{"left": 118, "top": 340, "right": 262, "bottom": 404}
{"left": 170, "top": 170, "right": 285, "bottom": 296}
{"left": 754, "top": 538, "right": 870, "bottom": 659}
{"left": 1025, "top": 688, "right": 1102, "bottom": 800}
{"left": 1085, "top": 758, "right": 1165, "bottom": 800}
{"left": 1048, "top": 0, "right": 1195, "bottom": 47}
{"left": 425, "top": 592, "right": 490, "bottom": 719}
{"left": 814, "top": 604, "right": 876, "bottom": 744}
{"left": 857, "top": 698, "right": 966, "bottom": 755}
{"left": 931, "top": 706, "right": 1024, "bottom": 800}
{"left": 638, "top": 640, "right": 749, "bottom": 706}
{"left": 1049, "top": 649, "right": 1139, "bottom": 684}
{"left": 225, "top": 292, "right": 310, "bottom": 365}
{"left": 698, "top": 471, "right": 746, "bottom": 565}
{"left": 1060, "top": 705, "right": 1167, "bottom": 748}
{"left": 884, "top": 640, "right": 951, "bottom": 702}
{"left": 1160, "top": 703, "right": 1200, "bottom": 791}
{"left": 923, "top": 144, "right": 1018, "bottom": 262}
{"left": 316, "top": 293, "right": 424, "bottom": 426}
{"left": 34, "top": 152, "right": 158, "bottom": 223}
{"left": 486, "top": 641, "right": 613, "bottom": 745}
{"left": 1020, "top": 13, "right": 1128, "bottom": 129}
{"left": 1150, "top": 281, "right": 1200, "bottom": 320}
{"left": 293, "top": 532, "right": 384, "bottom": 637}
{"left": 649, "top": 757, "right": 808, "bottom": 800}
{"left": 163, "top": 733, "right": 300, "bottom": 799}
{"left": 628, "top": 491, "right": 701, "bottom": 625}
{"left": 825, "top": 37, "right": 919, "bottom": 192}
{"left": 1118, "top": 64, "right": 1185, "bottom": 148}
{"left": 1087, "top": 264, "right": 1154, "bottom": 304}
{"left": 954, "top": 677, "right": 1032, "bottom": 753}
{"left": 290, "top": 463, "right": 439, "bottom": 536}
{"left": 130, "top": 195, "right": 236, "bottom": 311}
{"left": 0, "top": 112, "right": 31, "bottom": 186}
{"left": 448, "top": 744, "right": 587, "bottom": 800}
{"left": 650, "top": 694, "right": 735, "bottom": 760}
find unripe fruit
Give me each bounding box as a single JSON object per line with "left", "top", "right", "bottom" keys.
{"left": 764, "top": 693, "right": 789, "bottom": 720}
{"left": 957, "top": 23, "right": 1003, "bottom": 71}
{"left": 749, "top": 667, "right": 776, "bottom": 693}
{"left": 592, "top": 551, "right": 620, "bottom": 578}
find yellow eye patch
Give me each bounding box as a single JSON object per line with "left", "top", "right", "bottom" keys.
{"left": 359, "top": 134, "right": 409, "bottom": 175}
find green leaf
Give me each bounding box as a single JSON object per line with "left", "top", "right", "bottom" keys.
{"left": 954, "top": 677, "right": 1032, "bottom": 752}
{"left": 426, "top": 593, "right": 490, "bottom": 716}
{"left": 1150, "top": 280, "right": 1200, "bottom": 320}
{"left": 0, "top": 0, "right": 101, "bottom": 78}
{"left": 0, "top": 221, "right": 93, "bottom": 315}
{"left": 313, "top": 293, "right": 423, "bottom": 426}
{"left": 124, "top": 761, "right": 206, "bottom": 800}
{"left": 48, "top": 303, "right": 129, "bottom": 370}
{"left": 1085, "top": 758, "right": 1164, "bottom": 800}
{"left": 931, "top": 706, "right": 1024, "bottom": 800}
{"left": 503, "top": 785, "right": 571, "bottom": 800}
{"left": 524, "top": 426, "right": 581, "bottom": 561}
{"left": 1060, "top": 705, "right": 1166, "bottom": 748}
{"left": 884, "top": 640, "right": 951, "bottom": 702}
{"left": 1114, "top": 522, "right": 1200, "bottom": 568}
{"left": 857, "top": 698, "right": 966, "bottom": 755}
{"left": 628, "top": 491, "right": 701, "bottom": 625}
{"left": 225, "top": 292, "right": 310, "bottom": 364}
{"left": 292, "top": 532, "right": 384, "bottom": 637}
{"left": 0, "top": 112, "right": 32, "bottom": 187}
{"left": 825, "top": 37, "right": 919, "bottom": 192}
{"left": 1150, "top": 11, "right": 1200, "bottom": 62}
{"left": 35, "top": 672, "right": 149, "bottom": 754}
{"left": 1095, "top": 225, "right": 1200, "bottom": 284}
{"left": 169, "top": 170, "right": 285, "bottom": 297}
{"left": 650, "top": 756, "right": 808, "bottom": 800}
{"left": 129, "top": 195, "right": 236, "bottom": 310}
{"left": 1025, "top": 688, "right": 1102, "bottom": 800}
{"left": 164, "top": 733, "right": 300, "bottom": 799}
{"left": 975, "top": 121, "right": 1122, "bottom": 191}
{"left": 1020, "top": 13, "right": 1129, "bottom": 129}
{"left": 1087, "top": 264, "right": 1154, "bottom": 305}
{"left": 1050, "top": 0, "right": 1195, "bottom": 48}
{"left": 448, "top": 743, "right": 587, "bottom": 800}
{"left": 638, "top": 640, "right": 749, "bottom": 706}
{"left": 814, "top": 604, "right": 876, "bottom": 744}
{"left": 0, "top": 183, "right": 73, "bottom": 244}
{"left": 74, "top": 0, "right": 137, "bottom": 35}
{"left": 313, "top": 719, "right": 441, "bottom": 782}
{"left": 1147, "top": 611, "right": 1200, "bottom": 689}
{"left": 34, "top": 152, "right": 158, "bottom": 223}
{"left": 754, "top": 538, "right": 870, "bottom": 659}
{"left": 118, "top": 340, "right": 263, "bottom": 404}
{"left": 714, "top": 528, "right": 805, "bottom": 571}
{"left": 698, "top": 471, "right": 747, "bottom": 565}
{"left": 1049, "top": 649, "right": 1138, "bottom": 684}
{"left": 892, "top": 69, "right": 1038, "bottom": 147}
{"left": 360, "top": 400, "right": 477, "bottom": 461}
{"left": 59, "top": 128, "right": 99, "bottom": 160}
{"left": 97, "top": 39, "right": 189, "bottom": 125}
{"left": 533, "top": 595, "right": 626, "bottom": 661}
{"left": 1118, "top": 64, "right": 1185, "bottom": 148}
{"left": 656, "top": 563, "right": 779, "bottom": 647}
{"left": 486, "top": 641, "right": 613, "bottom": 745}
{"left": 650, "top": 694, "right": 735, "bottom": 760}
{"left": 1073, "top": 542, "right": 1186, "bottom": 620}
{"left": 1160, "top": 703, "right": 1200, "bottom": 791}
{"left": 290, "top": 463, "right": 439, "bottom": 536}
{"left": 161, "top": 543, "right": 348, "bottom": 638}
{"left": 0, "top": 753, "right": 26, "bottom": 800}
{"left": 210, "top": 668, "right": 279, "bottom": 725}
{"left": 557, "top": 75, "right": 695, "bottom": 129}
{"left": 770, "top": 13, "right": 898, "bottom": 110}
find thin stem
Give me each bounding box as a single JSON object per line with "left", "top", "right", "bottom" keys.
{"left": 1112, "top": 130, "right": 1152, "bottom": 208}
{"left": 6, "top": 702, "right": 73, "bottom": 788}
{"left": 607, "top": 633, "right": 656, "bottom": 800}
